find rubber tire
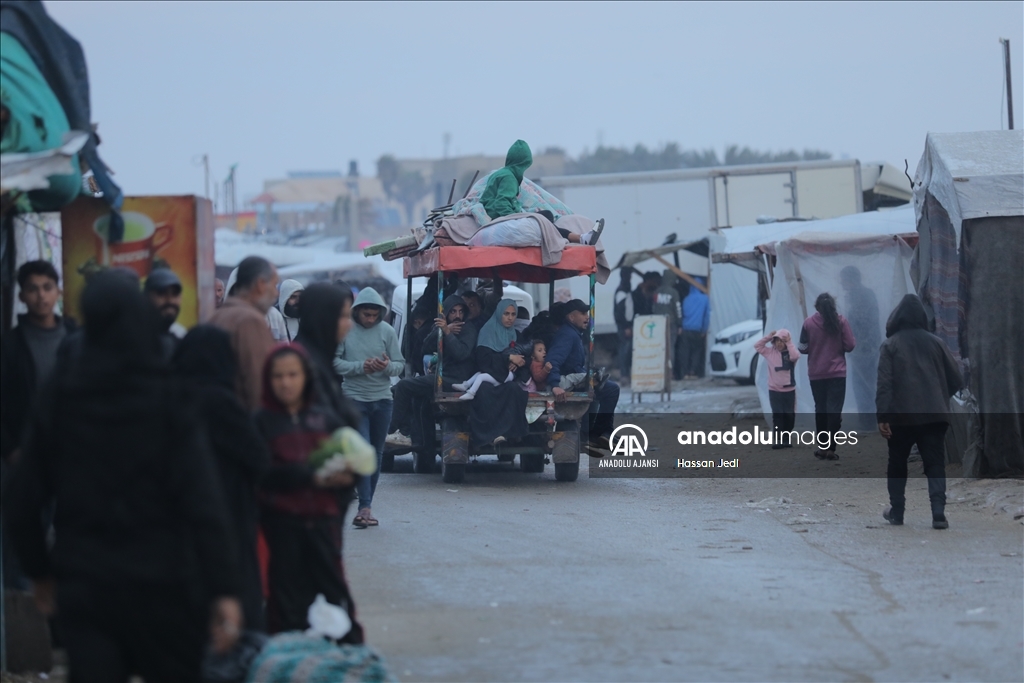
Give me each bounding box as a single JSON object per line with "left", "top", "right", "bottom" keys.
{"left": 380, "top": 453, "right": 395, "bottom": 473}
{"left": 413, "top": 451, "right": 436, "bottom": 474}
{"left": 554, "top": 461, "right": 580, "bottom": 482}
{"left": 736, "top": 355, "right": 758, "bottom": 386}
{"left": 521, "top": 453, "right": 545, "bottom": 473}
{"left": 441, "top": 461, "right": 465, "bottom": 484}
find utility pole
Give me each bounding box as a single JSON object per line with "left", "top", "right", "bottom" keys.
{"left": 1001, "top": 38, "right": 1014, "bottom": 129}
{"left": 202, "top": 154, "right": 210, "bottom": 199}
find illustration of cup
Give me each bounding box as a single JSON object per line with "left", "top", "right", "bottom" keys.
{"left": 92, "top": 211, "right": 173, "bottom": 278}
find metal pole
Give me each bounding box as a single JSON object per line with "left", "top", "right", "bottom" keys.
{"left": 1001, "top": 39, "right": 1014, "bottom": 129}
{"left": 203, "top": 154, "right": 210, "bottom": 199}
{"left": 404, "top": 276, "right": 413, "bottom": 377}
{"left": 587, "top": 273, "right": 596, "bottom": 392}
{"left": 436, "top": 271, "right": 444, "bottom": 397}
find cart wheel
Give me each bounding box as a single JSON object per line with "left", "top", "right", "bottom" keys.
{"left": 380, "top": 453, "right": 395, "bottom": 473}
{"left": 441, "top": 461, "right": 465, "bottom": 484}
{"left": 413, "top": 451, "right": 436, "bottom": 474}
{"left": 521, "top": 453, "right": 545, "bottom": 473}
{"left": 554, "top": 461, "right": 579, "bottom": 482}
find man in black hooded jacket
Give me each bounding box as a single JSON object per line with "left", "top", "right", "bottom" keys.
{"left": 876, "top": 294, "right": 963, "bottom": 529}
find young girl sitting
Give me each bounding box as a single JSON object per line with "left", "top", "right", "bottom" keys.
{"left": 453, "top": 299, "right": 525, "bottom": 400}
{"left": 520, "top": 339, "right": 553, "bottom": 392}
{"left": 256, "top": 344, "right": 364, "bottom": 641}
{"left": 754, "top": 328, "right": 801, "bottom": 449}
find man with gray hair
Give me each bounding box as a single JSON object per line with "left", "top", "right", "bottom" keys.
{"left": 209, "top": 256, "right": 280, "bottom": 410}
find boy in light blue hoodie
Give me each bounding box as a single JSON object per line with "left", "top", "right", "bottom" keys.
{"left": 334, "top": 288, "right": 405, "bottom": 527}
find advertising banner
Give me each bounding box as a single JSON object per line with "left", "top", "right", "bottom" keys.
{"left": 630, "top": 314, "right": 670, "bottom": 394}
{"left": 61, "top": 195, "right": 215, "bottom": 327}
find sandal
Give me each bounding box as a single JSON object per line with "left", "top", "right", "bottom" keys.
{"left": 352, "top": 508, "right": 371, "bottom": 528}
{"left": 364, "top": 512, "right": 379, "bottom": 527}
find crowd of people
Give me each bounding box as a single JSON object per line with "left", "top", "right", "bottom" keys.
{"left": 614, "top": 267, "right": 710, "bottom": 381}
{"left": 0, "top": 252, "right": 623, "bottom": 680}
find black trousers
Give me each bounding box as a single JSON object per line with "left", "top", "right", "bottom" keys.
{"left": 769, "top": 390, "right": 796, "bottom": 438}
{"left": 582, "top": 380, "right": 621, "bottom": 442}
{"left": 887, "top": 422, "right": 948, "bottom": 518}
{"left": 809, "top": 377, "right": 846, "bottom": 451}
{"left": 57, "top": 578, "right": 206, "bottom": 683}
{"left": 681, "top": 331, "right": 705, "bottom": 377}
{"left": 261, "top": 510, "right": 364, "bottom": 643}
{"left": 393, "top": 374, "right": 450, "bottom": 455}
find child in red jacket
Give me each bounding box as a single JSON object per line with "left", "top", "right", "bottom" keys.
{"left": 256, "top": 344, "right": 364, "bottom": 641}
{"left": 754, "top": 329, "right": 801, "bottom": 449}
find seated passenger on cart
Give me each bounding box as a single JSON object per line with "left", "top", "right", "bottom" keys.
{"left": 546, "top": 299, "right": 620, "bottom": 457}
{"left": 390, "top": 295, "right": 478, "bottom": 456}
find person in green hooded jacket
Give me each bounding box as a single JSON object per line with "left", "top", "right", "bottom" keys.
{"left": 480, "top": 139, "right": 533, "bottom": 220}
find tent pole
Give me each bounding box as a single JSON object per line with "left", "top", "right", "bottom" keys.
{"left": 1001, "top": 39, "right": 1014, "bottom": 129}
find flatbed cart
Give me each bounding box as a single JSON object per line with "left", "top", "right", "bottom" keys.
{"left": 401, "top": 244, "right": 599, "bottom": 484}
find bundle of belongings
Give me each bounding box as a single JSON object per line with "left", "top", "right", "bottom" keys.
{"left": 1, "top": 0, "right": 122, "bottom": 214}
{"left": 365, "top": 139, "right": 611, "bottom": 285}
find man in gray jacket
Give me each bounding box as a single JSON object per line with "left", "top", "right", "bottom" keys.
{"left": 335, "top": 288, "right": 405, "bottom": 528}
{"left": 876, "top": 294, "right": 963, "bottom": 529}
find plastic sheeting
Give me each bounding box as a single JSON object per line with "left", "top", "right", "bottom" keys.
{"left": 756, "top": 232, "right": 916, "bottom": 431}
{"left": 710, "top": 205, "right": 918, "bottom": 267}
{"left": 913, "top": 130, "right": 1024, "bottom": 245}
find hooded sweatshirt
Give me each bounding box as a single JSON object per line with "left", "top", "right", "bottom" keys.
{"left": 653, "top": 271, "right": 682, "bottom": 331}
{"left": 278, "top": 279, "right": 304, "bottom": 341}
{"left": 798, "top": 311, "right": 856, "bottom": 380}
{"left": 876, "top": 294, "right": 963, "bottom": 425}
{"left": 479, "top": 140, "right": 532, "bottom": 220}
{"left": 754, "top": 329, "right": 801, "bottom": 392}
{"left": 682, "top": 277, "right": 710, "bottom": 333}
{"left": 423, "top": 294, "right": 479, "bottom": 384}
{"left": 334, "top": 288, "right": 405, "bottom": 402}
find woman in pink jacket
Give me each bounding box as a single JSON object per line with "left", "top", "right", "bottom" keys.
{"left": 798, "top": 293, "right": 856, "bottom": 459}
{"left": 755, "top": 329, "right": 800, "bottom": 449}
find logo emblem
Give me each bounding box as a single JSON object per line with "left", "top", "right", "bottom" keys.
{"left": 610, "top": 424, "right": 648, "bottom": 457}
{"left": 642, "top": 321, "right": 657, "bottom": 339}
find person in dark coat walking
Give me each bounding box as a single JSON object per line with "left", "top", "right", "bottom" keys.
{"left": 613, "top": 268, "right": 635, "bottom": 380}
{"left": 2, "top": 271, "right": 242, "bottom": 683}
{"left": 876, "top": 294, "right": 964, "bottom": 529}
{"left": 174, "top": 325, "right": 271, "bottom": 630}
{"left": 256, "top": 344, "right": 364, "bottom": 641}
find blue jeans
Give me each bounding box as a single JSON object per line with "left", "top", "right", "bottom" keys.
{"left": 354, "top": 399, "right": 393, "bottom": 509}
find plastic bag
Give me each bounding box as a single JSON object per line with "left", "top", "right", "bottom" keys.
{"left": 306, "top": 593, "right": 352, "bottom": 641}
{"left": 310, "top": 427, "right": 377, "bottom": 476}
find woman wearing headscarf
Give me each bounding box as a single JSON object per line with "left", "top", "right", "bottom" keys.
{"left": 465, "top": 299, "right": 530, "bottom": 447}
{"left": 174, "top": 325, "right": 271, "bottom": 631}
{"left": 293, "top": 281, "right": 361, "bottom": 428}
{"left": 3, "top": 271, "right": 241, "bottom": 682}
{"left": 453, "top": 299, "right": 523, "bottom": 400}
{"left": 799, "top": 292, "right": 856, "bottom": 460}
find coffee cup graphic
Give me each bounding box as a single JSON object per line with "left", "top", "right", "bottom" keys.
{"left": 93, "top": 211, "right": 173, "bottom": 277}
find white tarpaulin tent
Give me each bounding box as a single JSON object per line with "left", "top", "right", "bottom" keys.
{"left": 755, "top": 231, "right": 916, "bottom": 430}
{"left": 707, "top": 205, "right": 918, "bottom": 339}
{"left": 912, "top": 130, "right": 1024, "bottom": 476}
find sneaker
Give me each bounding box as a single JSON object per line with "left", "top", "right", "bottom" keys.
{"left": 883, "top": 507, "right": 904, "bottom": 525}
{"left": 492, "top": 436, "right": 507, "bottom": 447}
{"left": 452, "top": 382, "right": 469, "bottom": 392}
{"left": 458, "top": 391, "right": 475, "bottom": 401}
{"left": 932, "top": 515, "right": 949, "bottom": 530}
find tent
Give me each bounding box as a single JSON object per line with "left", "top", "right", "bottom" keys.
{"left": 708, "top": 205, "right": 918, "bottom": 340}
{"left": 912, "top": 130, "right": 1024, "bottom": 476}
{"left": 755, "top": 230, "right": 917, "bottom": 431}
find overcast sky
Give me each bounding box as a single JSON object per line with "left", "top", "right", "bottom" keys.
{"left": 46, "top": 1, "right": 1023, "bottom": 203}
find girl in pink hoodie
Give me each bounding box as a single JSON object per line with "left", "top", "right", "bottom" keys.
{"left": 754, "top": 328, "right": 801, "bottom": 449}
